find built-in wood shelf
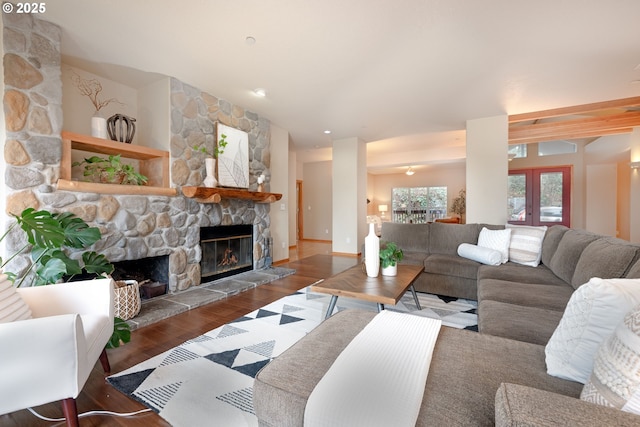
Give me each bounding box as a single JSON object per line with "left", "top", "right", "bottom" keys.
{"left": 182, "top": 186, "right": 282, "bottom": 204}
{"left": 58, "top": 131, "right": 176, "bottom": 196}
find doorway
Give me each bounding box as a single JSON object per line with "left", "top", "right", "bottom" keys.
{"left": 508, "top": 166, "right": 571, "bottom": 227}
{"left": 296, "top": 180, "right": 303, "bottom": 242}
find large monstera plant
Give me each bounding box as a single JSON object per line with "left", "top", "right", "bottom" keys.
{"left": 2, "top": 208, "right": 113, "bottom": 286}
{"left": 0, "top": 208, "right": 130, "bottom": 347}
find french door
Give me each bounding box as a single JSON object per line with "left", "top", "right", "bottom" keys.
{"left": 508, "top": 167, "right": 571, "bottom": 227}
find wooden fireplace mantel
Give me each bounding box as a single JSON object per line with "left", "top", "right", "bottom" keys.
{"left": 182, "top": 186, "right": 283, "bottom": 204}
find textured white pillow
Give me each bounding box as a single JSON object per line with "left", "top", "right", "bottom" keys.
{"left": 0, "top": 273, "right": 32, "bottom": 323}
{"left": 545, "top": 278, "right": 640, "bottom": 384}
{"left": 477, "top": 227, "right": 511, "bottom": 264}
{"left": 457, "top": 243, "right": 501, "bottom": 266}
{"left": 505, "top": 224, "right": 547, "bottom": 267}
{"left": 581, "top": 304, "right": 640, "bottom": 414}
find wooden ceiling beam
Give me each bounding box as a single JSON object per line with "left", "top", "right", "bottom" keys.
{"left": 508, "top": 112, "right": 640, "bottom": 144}
{"left": 508, "top": 96, "right": 640, "bottom": 123}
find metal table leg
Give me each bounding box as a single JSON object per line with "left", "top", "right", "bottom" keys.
{"left": 325, "top": 295, "right": 338, "bottom": 319}
{"left": 410, "top": 285, "right": 422, "bottom": 310}
{"left": 377, "top": 303, "right": 385, "bottom": 312}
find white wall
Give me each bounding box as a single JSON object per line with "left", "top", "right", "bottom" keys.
{"left": 288, "top": 148, "right": 297, "bottom": 247}
{"left": 270, "top": 124, "right": 289, "bottom": 262}
{"left": 371, "top": 163, "right": 466, "bottom": 220}
{"left": 137, "top": 77, "right": 171, "bottom": 151}
{"left": 586, "top": 164, "right": 617, "bottom": 237}
{"left": 303, "top": 161, "right": 333, "bottom": 240}
{"left": 332, "top": 137, "right": 367, "bottom": 255}
{"left": 466, "top": 115, "right": 508, "bottom": 224}
{"left": 631, "top": 128, "right": 640, "bottom": 243}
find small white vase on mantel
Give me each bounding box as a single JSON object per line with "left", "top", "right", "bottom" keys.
{"left": 91, "top": 112, "right": 108, "bottom": 139}
{"left": 364, "top": 222, "right": 380, "bottom": 277}
{"left": 203, "top": 158, "right": 217, "bottom": 187}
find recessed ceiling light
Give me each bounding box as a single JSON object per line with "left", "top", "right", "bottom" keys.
{"left": 253, "top": 88, "right": 266, "bottom": 97}
{"left": 324, "top": 130, "right": 331, "bottom": 134}
{"left": 246, "top": 36, "right": 256, "bottom": 46}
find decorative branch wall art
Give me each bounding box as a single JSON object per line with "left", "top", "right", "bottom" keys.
{"left": 216, "top": 123, "right": 249, "bottom": 188}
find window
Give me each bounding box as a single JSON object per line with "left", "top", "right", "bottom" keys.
{"left": 508, "top": 167, "right": 571, "bottom": 227}
{"left": 538, "top": 140, "right": 577, "bottom": 156}
{"left": 508, "top": 144, "right": 527, "bottom": 159}
{"left": 391, "top": 186, "right": 447, "bottom": 223}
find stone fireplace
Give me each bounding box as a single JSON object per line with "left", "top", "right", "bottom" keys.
{"left": 1, "top": 13, "right": 274, "bottom": 294}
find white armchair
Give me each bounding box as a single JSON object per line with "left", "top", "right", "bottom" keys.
{"left": 0, "top": 277, "right": 114, "bottom": 427}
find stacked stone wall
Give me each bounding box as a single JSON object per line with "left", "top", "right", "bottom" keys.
{"left": 2, "top": 13, "right": 272, "bottom": 293}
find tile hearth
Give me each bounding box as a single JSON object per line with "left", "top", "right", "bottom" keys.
{"left": 125, "top": 267, "right": 295, "bottom": 330}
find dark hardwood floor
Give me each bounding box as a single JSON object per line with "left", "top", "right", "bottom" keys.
{"left": 1, "top": 242, "right": 358, "bottom": 426}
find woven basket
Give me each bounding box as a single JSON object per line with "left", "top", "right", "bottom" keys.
{"left": 114, "top": 280, "right": 141, "bottom": 320}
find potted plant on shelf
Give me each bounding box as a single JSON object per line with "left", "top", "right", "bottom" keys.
{"left": 194, "top": 132, "right": 228, "bottom": 187}
{"left": 379, "top": 241, "right": 403, "bottom": 276}
{"left": 73, "top": 154, "right": 148, "bottom": 186}
{"left": 1, "top": 208, "right": 131, "bottom": 347}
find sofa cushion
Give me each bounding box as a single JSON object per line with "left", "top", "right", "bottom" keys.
{"left": 495, "top": 383, "right": 640, "bottom": 427}
{"left": 424, "top": 253, "right": 480, "bottom": 280}
{"left": 254, "top": 309, "right": 583, "bottom": 427}
{"left": 399, "top": 251, "right": 428, "bottom": 266}
{"left": 545, "top": 278, "right": 640, "bottom": 384}
{"left": 479, "top": 300, "right": 564, "bottom": 345}
{"left": 581, "top": 305, "right": 640, "bottom": 414}
{"left": 478, "top": 280, "right": 574, "bottom": 312}
{"left": 457, "top": 243, "right": 501, "bottom": 266}
{"left": 548, "top": 229, "right": 600, "bottom": 287}
{"left": 505, "top": 224, "right": 547, "bottom": 267}
{"left": 429, "top": 222, "right": 480, "bottom": 255}
{"left": 254, "top": 310, "right": 376, "bottom": 427}
{"left": 571, "top": 238, "right": 639, "bottom": 289}
{"left": 380, "top": 222, "right": 430, "bottom": 253}
{"left": 541, "top": 225, "right": 570, "bottom": 267}
{"left": 478, "top": 227, "right": 511, "bottom": 264}
{"left": 0, "top": 273, "right": 31, "bottom": 323}
{"left": 477, "top": 262, "right": 566, "bottom": 286}
{"left": 627, "top": 257, "right": 640, "bottom": 279}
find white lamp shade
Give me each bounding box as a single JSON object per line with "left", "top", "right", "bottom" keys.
{"left": 378, "top": 205, "right": 388, "bottom": 213}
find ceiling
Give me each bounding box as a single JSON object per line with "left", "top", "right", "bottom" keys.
{"left": 42, "top": 1, "right": 640, "bottom": 172}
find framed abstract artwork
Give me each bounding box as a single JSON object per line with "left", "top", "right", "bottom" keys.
{"left": 216, "top": 122, "right": 249, "bottom": 188}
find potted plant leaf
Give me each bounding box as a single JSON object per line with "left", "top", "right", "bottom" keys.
{"left": 379, "top": 241, "right": 404, "bottom": 276}
{"left": 1, "top": 208, "right": 131, "bottom": 347}
{"left": 73, "top": 154, "right": 148, "bottom": 185}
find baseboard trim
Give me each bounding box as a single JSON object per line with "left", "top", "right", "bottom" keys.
{"left": 331, "top": 251, "right": 361, "bottom": 258}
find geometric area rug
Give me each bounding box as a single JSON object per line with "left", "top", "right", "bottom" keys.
{"left": 107, "top": 287, "right": 477, "bottom": 427}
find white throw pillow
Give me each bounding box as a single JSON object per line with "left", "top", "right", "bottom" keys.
{"left": 505, "top": 224, "right": 547, "bottom": 267}
{"left": 457, "top": 243, "right": 501, "bottom": 266}
{"left": 545, "top": 278, "right": 640, "bottom": 384}
{"left": 477, "top": 227, "right": 511, "bottom": 264}
{"left": 581, "top": 304, "right": 640, "bottom": 414}
{"left": 0, "top": 273, "right": 32, "bottom": 323}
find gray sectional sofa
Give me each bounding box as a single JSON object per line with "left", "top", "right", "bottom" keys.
{"left": 253, "top": 222, "right": 640, "bottom": 426}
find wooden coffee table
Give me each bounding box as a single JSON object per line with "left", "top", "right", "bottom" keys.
{"left": 311, "top": 264, "right": 423, "bottom": 319}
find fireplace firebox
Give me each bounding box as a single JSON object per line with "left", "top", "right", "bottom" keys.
{"left": 200, "top": 224, "right": 253, "bottom": 282}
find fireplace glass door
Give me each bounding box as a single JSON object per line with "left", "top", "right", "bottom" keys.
{"left": 200, "top": 225, "right": 253, "bottom": 281}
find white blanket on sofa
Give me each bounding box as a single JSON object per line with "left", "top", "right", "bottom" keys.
{"left": 304, "top": 310, "right": 442, "bottom": 427}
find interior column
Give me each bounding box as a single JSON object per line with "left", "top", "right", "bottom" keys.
{"left": 332, "top": 137, "right": 367, "bottom": 255}
{"left": 465, "top": 115, "right": 509, "bottom": 224}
